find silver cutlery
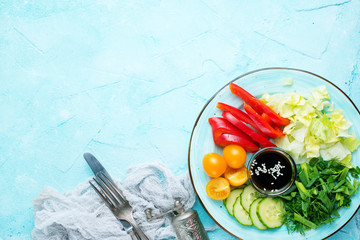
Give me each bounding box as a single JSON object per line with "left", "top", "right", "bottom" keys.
{"left": 84, "top": 152, "right": 149, "bottom": 240}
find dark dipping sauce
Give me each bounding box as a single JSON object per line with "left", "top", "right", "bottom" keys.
{"left": 249, "top": 150, "right": 293, "bottom": 193}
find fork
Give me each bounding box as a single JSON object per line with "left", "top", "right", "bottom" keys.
{"left": 90, "top": 173, "right": 150, "bottom": 240}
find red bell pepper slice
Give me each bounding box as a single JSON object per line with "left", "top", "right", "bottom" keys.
{"left": 215, "top": 134, "right": 259, "bottom": 153}
{"left": 208, "top": 117, "right": 259, "bottom": 152}
{"left": 229, "top": 83, "right": 290, "bottom": 126}
{"left": 261, "top": 113, "right": 272, "bottom": 125}
{"left": 208, "top": 117, "right": 244, "bottom": 141}
{"left": 262, "top": 113, "right": 285, "bottom": 133}
{"left": 222, "top": 111, "right": 276, "bottom": 148}
{"left": 216, "top": 102, "right": 252, "bottom": 124}
{"left": 216, "top": 102, "right": 266, "bottom": 136}
{"left": 243, "top": 103, "right": 285, "bottom": 138}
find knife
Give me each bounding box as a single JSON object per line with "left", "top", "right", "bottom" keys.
{"left": 83, "top": 152, "right": 135, "bottom": 235}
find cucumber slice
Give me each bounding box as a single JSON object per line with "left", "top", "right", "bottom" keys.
{"left": 233, "top": 196, "right": 252, "bottom": 226}
{"left": 257, "top": 198, "right": 285, "bottom": 228}
{"left": 249, "top": 198, "right": 267, "bottom": 230}
{"left": 240, "top": 185, "right": 260, "bottom": 213}
{"left": 225, "top": 188, "right": 244, "bottom": 216}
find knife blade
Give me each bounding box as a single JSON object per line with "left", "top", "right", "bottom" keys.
{"left": 83, "top": 152, "right": 134, "bottom": 233}
{"left": 83, "top": 152, "right": 114, "bottom": 181}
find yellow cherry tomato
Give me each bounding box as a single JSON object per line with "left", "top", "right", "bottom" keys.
{"left": 224, "top": 166, "right": 248, "bottom": 187}
{"left": 202, "top": 152, "right": 227, "bottom": 178}
{"left": 222, "top": 144, "right": 247, "bottom": 169}
{"left": 206, "top": 177, "right": 231, "bottom": 200}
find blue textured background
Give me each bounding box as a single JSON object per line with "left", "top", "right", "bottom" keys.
{"left": 1, "top": 0, "right": 360, "bottom": 239}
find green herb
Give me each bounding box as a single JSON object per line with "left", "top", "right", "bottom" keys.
{"left": 282, "top": 158, "right": 360, "bottom": 235}
{"left": 349, "top": 166, "right": 360, "bottom": 178}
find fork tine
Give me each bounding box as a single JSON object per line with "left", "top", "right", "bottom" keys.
{"left": 99, "top": 173, "right": 127, "bottom": 202}
{"left": 96, "top": 175, "right": 123, "bottom": 206}
{"left": 90, "top": 179, "right": 116, "bottom": 210}
{"left": 91, "top": 177, "right": 122, "bottom": 208}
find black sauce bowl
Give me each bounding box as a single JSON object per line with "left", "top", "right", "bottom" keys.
{"left": 247, "top": 147, "right": 297, "bottom": 196}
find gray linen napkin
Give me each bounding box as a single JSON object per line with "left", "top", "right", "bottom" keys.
{"left": 32, "top": 162, "right": 197, "bottom": 240}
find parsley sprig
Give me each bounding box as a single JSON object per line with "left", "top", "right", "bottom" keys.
{"left": 280, "top": 158, "right": 360, "bottom": 235}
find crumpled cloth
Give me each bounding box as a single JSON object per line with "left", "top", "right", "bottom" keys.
{"left": 32, "top": 162, "right": 200, "bottom": 240}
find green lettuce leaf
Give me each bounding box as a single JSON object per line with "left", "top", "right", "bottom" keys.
{"left": 261, "top": 86, "right": 359, "bottom": 165}
{"left": 342, "top": 134, "right": 360, "bottom": 152}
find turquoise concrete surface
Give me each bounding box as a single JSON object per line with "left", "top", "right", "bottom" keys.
{"left": 1, "top": 0, "right": 360, "bottom": 239}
